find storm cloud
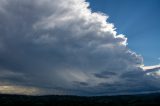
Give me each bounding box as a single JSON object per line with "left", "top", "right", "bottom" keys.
{"left": 0, "top": 0, "right": 160, "bottom": 95}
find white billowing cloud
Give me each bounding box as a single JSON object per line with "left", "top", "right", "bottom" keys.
{"left": 0, "top": 0, "right": 160, "bottom": 95}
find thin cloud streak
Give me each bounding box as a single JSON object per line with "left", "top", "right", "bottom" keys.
{"left": 143, "top": 65, "right": 160, "bottom": 73}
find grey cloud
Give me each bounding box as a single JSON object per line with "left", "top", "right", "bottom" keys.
{"left": 94, "top": 71, "right": 117, "bottom": 79}
{"left": 0, "top": 0, "right": 159, "bottom": 95}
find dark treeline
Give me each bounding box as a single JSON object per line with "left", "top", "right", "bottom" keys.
{"left": 0, "top": 93, "right": 160, "bottom": 106}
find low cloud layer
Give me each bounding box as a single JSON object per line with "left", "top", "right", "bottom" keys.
{"left": 0, "top": 0, "right": 160, "bottom": 95}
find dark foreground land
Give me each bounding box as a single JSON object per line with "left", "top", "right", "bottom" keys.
{"left": 1, "top": 93, "right": 160, "bottom": 106}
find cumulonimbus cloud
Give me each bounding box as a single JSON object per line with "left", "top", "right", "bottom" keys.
{"left": 0, "top": 0, "right": 160, "bottom": 95}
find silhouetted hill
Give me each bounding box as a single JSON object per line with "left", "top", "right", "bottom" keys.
{"left": 1, "top": 93, "right": 160, "bottom": 106}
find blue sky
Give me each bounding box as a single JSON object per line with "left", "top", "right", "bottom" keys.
{"left": 87, "top": 0, "right": 160, "bottom": 66}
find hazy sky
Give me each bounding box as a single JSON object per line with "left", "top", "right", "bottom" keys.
{"left": 0, "top": 0, "right": 160, "bottom": 96}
